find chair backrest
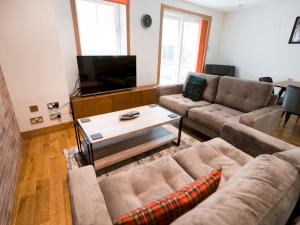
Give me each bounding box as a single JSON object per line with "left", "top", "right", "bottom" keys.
{"left": 259, "top": 77, "right": 274, "bottom": 83}
{"left": 259, "top": 77, "right": 274, "bottom": 93}
{"left": 204, "top": 64, "right": 235, "bottom": 77}
{"left": 283, "top": 85, "right": 300, "bottom": 114}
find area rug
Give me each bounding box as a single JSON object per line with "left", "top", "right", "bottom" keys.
{"left": 64, "top": 125, "right": 201, "bottom": 181}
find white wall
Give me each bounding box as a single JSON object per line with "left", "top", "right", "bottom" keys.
{"left": 0, "top": 0, "right": 72, "bottom": 132}
{"left": 53, "top": 0, "right": 79, "bottom": 94}
{"left": 217, "top": 0, "right": 300, "bottom": 82}
{"left": 58, "top": 0, "right": 225, "bottom": 87}
{"left": 130, "top": 0, "right": 224, "bottom": 85}
{"left": 0, "top": 0, "right": 224, "bottom": 132}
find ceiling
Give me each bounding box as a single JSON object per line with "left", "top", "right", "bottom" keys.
{"left": 183, "top": 0, "right": 286, "bottom": 12}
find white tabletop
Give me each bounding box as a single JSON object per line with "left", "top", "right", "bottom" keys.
{"left": 77, "top": 105, "right": 181, "bottom": 144}
{"left": 274, "top": 80, "right": 300, "bottom": 88}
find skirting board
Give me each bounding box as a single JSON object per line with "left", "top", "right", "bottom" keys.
{"left": 21, "top": 121, "right": 74, "bottom": 139}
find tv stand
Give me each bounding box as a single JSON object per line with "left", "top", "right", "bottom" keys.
{"left": 81, "top": 87, "right": 135, "bottom": 97}
{"left": 71, "top": 85, "right": 157, "bottom": 119}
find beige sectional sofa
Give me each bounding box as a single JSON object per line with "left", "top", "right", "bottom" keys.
{"left": 68, "top": 123, "right": 300, "bottom": 225}
{"left": 157, "top": 74, "right": 283, "bottom": 137}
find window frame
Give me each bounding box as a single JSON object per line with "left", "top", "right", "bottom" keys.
{"left": 70, "top": 0, "right": 130, "bottom": 56}
{"left": 161, "top": 12, "right": 202, "bottom": 84}
{"left": 157, "top": 4, "right": 211, "bottom": 84}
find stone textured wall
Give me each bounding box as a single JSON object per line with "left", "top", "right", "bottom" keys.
{"left": 0, "top": 65, "right": 23, "bottom": 225}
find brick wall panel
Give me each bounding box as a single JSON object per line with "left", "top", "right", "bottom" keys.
{"left": 0, "top": 65, "right": 22, "bottom": 225}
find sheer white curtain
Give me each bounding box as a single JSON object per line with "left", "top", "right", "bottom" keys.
{"left": 160, "top": 10, "right": 201, "bottom": 85}
{"left": 76, "top": 0, "right": 127, "bottom": 55}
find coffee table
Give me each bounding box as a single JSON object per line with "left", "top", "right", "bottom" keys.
{"left": 74, "top": 105, "right": 183, "bottom": 170}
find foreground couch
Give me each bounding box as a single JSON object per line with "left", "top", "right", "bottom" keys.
{"left": 157, "top": 74, "right": 283, "bottom": 137}
{"left": 68, "top": 123, "right": 300, "bottom": 225}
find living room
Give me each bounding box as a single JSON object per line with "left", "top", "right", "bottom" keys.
{"left": 0, "top": 0, "right": 299, "bottom": 225}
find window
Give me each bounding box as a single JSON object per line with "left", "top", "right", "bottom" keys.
{"left": 73, "top": 0, "right": 128, "bottom": 55}
{"left": 159, "top": 7, "right": 210, "bottom": 85}
{"left": 162, "top": 46, "right": 175, "bottom": 61}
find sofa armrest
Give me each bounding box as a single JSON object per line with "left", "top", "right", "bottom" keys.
{"left": 156, "top": 84, "right": 183, "bottom": 100}
{"left": 221, "top": 122, "right": 296, "bottom": 157}
{"left": 239, "top": 105, "right": 283, "bottom": 134}
{"left": 68, "top": 166, "right": 112, "bottom": 225}
{"left": 274, "top": 149, "right": 300, "bottom": 173}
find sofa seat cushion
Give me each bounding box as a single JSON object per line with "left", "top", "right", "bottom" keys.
{"left": 159, "top": 94, "right": 211, "bottom": 116}
{"left": 114, "top": 167, "right": 222, "bottom": 225}
{"left": 171, "top": 155, "right": 300, "bottom": 225}
{"left": 188, "top": 104, "right": 244, "bottom": 134}
{"left": 99, "top": 156, "right": 194, "bottom": 222}
{"left": 215, "top": 76, "right": 273, "bottom": 112}
{"left": 173, "top": 138, "right": 252, "bottom": 188}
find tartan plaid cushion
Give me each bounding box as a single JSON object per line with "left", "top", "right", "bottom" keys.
{"left": 183, "top": 74, "right": 207, "bottom": 101}
{"left": 114, "top": 167, "right": 222, "bottom": 225}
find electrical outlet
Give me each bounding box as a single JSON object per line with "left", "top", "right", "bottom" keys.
{"left": 29, "top": 105, "right": 39, "bottom": 112}
{"left": 30, "top": 116, "right": 44, "bottom": 125}
{"left": 47, "top": 102, "right": 59, "bottom": 110}
{"left": 50, "top": 113, "right": 61, "bottom": 120}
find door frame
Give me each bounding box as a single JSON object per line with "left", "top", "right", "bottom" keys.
{"left": 157, "top": 4, "right": 212, "bottom": 84}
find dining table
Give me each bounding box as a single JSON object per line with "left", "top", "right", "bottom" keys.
{"left": 273, "top": 80, "right": 300, "bottom": 99}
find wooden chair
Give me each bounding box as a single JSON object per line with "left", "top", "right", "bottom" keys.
{"left": 259, "top": 77, "right": 283, "bottom": 105}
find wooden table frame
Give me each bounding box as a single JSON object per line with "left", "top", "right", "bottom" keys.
{"left": 74, "top": 105, "right": 183, "bottom": 169}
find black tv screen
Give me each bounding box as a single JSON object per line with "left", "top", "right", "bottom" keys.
{"left": 77, "top": 56, "right": 137, "bottom": 96}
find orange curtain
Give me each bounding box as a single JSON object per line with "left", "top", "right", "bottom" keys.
{"left": 196, "top": 20, "right": 209, "bottom": 73}
{"left": 105, "top": 0, "right": 130, "bottom": 5}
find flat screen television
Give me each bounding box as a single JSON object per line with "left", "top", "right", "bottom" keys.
{"left": 77, "top": 56, "right": 137, "bottom": 96}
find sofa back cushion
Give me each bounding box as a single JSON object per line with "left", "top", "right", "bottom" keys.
{"left": 183, "top": 72, "right": 220, "bottom": 102}
{"left": 215, "top": 77, "right": 273, "bottom": 112}
{"left": 171, "top": 155, "right": 300, "bottom": 225}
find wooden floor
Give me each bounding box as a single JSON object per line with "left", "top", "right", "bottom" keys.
{"left": 274, "top": 115, "right": 300, "bottom": 146}
{"left": 11, "top": 125, "right": 76, "bottom": 225}
{"left": 11, "top": 116, "right": 300, "bottom": 225}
